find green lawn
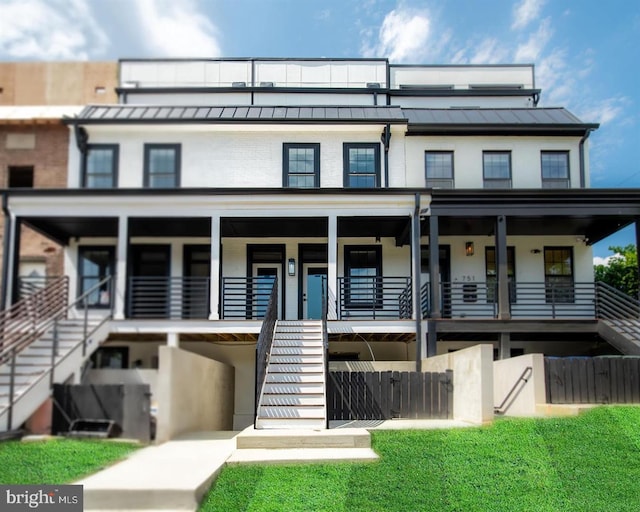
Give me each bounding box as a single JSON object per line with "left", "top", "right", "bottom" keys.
{"left": 0, "top": 438, "right": 140, "bottom": 484}
{"left": 200, "top": 406, "right": 640, "bottom": 512}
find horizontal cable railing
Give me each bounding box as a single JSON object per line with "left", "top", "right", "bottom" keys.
{"left": 510, "top": 282, "right": 596, "bottom": 318}
{"left": 222, "top": 277, "right": 278, "bottom": 320}
{"left": 338, "top": 277, "right": 412, "bottom": 320}
{"left": 127, "top": 277, "right": 210, "bottom": 319}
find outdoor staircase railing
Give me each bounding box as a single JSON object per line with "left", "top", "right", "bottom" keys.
{"left": 322, "top": 276, "right": 329, "bottom": 429}
{"left": 595, "top": 281, "right": 640, "bottom": 342}
{"left": 1, "top": 275, "right": 114, "bottom": 431}
{"left": 254, "top": 278, "right": 278, "bottom": 427}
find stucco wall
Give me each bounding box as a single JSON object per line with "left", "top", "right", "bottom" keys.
{"left": 422, "top": 344, "right": 494, "bottom": 424}
{"left": 493, "top": 354, "right": 546, "bottom": 416}
{"left": 156, "top": 347, "right": 234, "bottom": 443}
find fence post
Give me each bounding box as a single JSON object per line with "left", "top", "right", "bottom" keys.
{"left": 7, "top": 348, "right": 16, "bottom": 430}
{"left": 50, "top": 318, "right": 59, "bottom": 388}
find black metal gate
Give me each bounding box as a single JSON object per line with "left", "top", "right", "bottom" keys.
{"left": 328, "top": 370, "right": 453, "bottom": 420}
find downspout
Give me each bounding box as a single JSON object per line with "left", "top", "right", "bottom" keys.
{"left": 381, "top": 124, "right": 391, "bottom": 188}
{"left": 1, "top": 192, "right": 11, "bottom": 311}
{"left": 413, "top": 193, "right": 423, "bottom": 372}
{"left": 579, "top": 128, "right": 594, "bottom": 189}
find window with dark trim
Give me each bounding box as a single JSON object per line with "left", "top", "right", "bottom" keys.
{"left": 425, "top": 151, "right": 454, "bottom": 188}
{"left": 283, "top": 143, "right": 320, "bottom": 188}
{"left": 483, "top": 151, "right": 512, "bottom": 189}
{"left": 78, "top": 246, "right": 115, "bottom": 308}
{"left": 485, "top": 247, "right": 516, "bottom": 303}
{"left": 83, "top": 145, "right": 118, "bottom": 188}
{"left": 541, "top": 151, "right": 570, "bottom": 188}
{"left": 343, "top": 143, "right": 380, "bottom": 188}
{"left": 344, "top": 246, "right": 382, "bottom": 307}
{"left": 144, "top": 144, "right": 181, "bottom": 188}
{"left": 544, "top": 247, "right": 574, "bottom": 303}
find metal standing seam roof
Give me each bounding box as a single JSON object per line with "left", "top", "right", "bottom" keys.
{"left": 69, "top": 105, "right": 408, "bottom": 124}
{"left": 403, "top": 107, "right": 597, "bottom": 127}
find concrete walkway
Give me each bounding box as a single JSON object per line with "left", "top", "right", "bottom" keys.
{"left": 79, "top": 419, "right": 475, "bottom": 511}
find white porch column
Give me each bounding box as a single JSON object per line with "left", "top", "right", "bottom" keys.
{"left": 167, "top": 332, "right": 179, "bottom": 347}
{"left": 113, "top": 215, "right": 128, "bottom": 320}
{"left": 327, "top": 215, "right": 338, "bottom": 320}
{"left": 209, "top": 214, "right": 221, "bottom": 320}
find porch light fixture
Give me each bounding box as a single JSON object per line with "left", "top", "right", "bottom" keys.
{"left": 465, "top": 242, "right": 474, "bottom": 257}
{"left": 288, "top": 258, "right": 296, "bottom": 276}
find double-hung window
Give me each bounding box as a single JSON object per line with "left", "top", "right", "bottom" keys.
{"left": 544, "top": 247, "right": 574, "bottom": 303}
{"left": 425, "top": 151, "right": 454, "bottom": 188}
{"left": 144, "top": 144, "right": 180, "bottom": 188}
{"left": 283, "top": 143, "right": 320, "bottom": 188}
{"left": 344, "top": 143, "right": 380, "bottom": 188}
{"left": 541, "top": 151, "right": 570, "bottom": 188}
{"left": 78, "top": 246, "right": 115, "bottom": 307}
{"left": 83, "top": 144, "right": 118, "bottom": 188}
{"left": 483, "top": 151, "right": 512, "bottom": 189}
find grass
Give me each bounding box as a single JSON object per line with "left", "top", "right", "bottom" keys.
{"left": 0, "top": 438, "right": 140, "bottom": 484}
{"left": 200, "top": 406, "right": 640, "bottom": 512}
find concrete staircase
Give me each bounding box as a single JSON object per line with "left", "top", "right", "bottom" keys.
{"left": 598, "top": 319, "right": 640, "bottom": 355}
{"left": 0, "top": 317, "right": 108, "bottom": 431}
{"left": 256, "top": 320, "right": 327, "bottom": 429}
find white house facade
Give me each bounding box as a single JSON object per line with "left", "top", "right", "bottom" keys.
{"left": 2, "top": 58, "right": 640, "bottom": 432}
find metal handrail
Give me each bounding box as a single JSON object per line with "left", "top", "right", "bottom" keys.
{"left": 321, "top": 276, "right": 329, "bottom": 429}
{"left": 222, "top": 276, "right": 280, "bottom": 320}
{"left": 127, "top": 276, "right": 210, "bottom": 319}
{"left": 1, "top": 275, "right": 113, "bottom": 430}
{"left": 338, "top": 276, "right": 412, "bottom": 319}
{"left": 254, "top": 278, "right": 278, "bottom": 427}
{"left": 494, "top": 366, "right": 533, "bottom": 414}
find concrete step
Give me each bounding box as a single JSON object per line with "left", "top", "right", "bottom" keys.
{"left": 269, "top": 355, "right": 323, "bottom": 364}
{"left": 261, "top": 395, "right": 325, "bottom": 407}
{"left": 262, "top": 383, "right": 324, "bottom": 395}
{"left": 0, "top": 368, "right": 44, "bottom": 377}
{"left": 266, "top": 374, "right": 324, "bottom": 384}
{"left": 255, "top": 417, "right": 327, "bottom": 429}
{"left": 270, "top": 347, "right": 323, "bottom": 356}
{"left": 272, "top": 339, "right": 323, "bottom": 347}
{"left": 236, "top": 427, "right": 372, "bottom": 449}
{"left": 0, "top": 375, "right": 36, "bottom": 385}
{"left": 268, "top": 364, "right": 324, "bottom": 373}
{"left": 276, "top": 326, "right": 322, "bottom": 333}
{"left": 274, "top": 333, "right": 323, "bottom": 340}
{"left": 259, "top": 406, "right": 325, "bottom": 419}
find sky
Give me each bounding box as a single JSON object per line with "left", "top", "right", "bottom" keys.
{"left": 0, "top": 0, "right": 638, "bottom": 260}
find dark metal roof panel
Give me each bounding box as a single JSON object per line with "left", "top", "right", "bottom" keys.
{"left": 403, "top": 107, "right": 592, "bottom": 125}
{"left": 69, "top": 104, "right": 408, "bottom": 124}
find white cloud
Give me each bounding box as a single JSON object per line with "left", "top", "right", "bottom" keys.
{"left": 514, "top": 18, "right": 552, "bottom": 62}
{"left": 578, "top": 96, "right": 628, "bottom": 125}
{"left": 131, "top": 0, "right": 221, "bottom": 58}
{"left": 361, "top": 7, "right": 432, "bottom": 62}
{"left": 512, "top": 0, "right": 546, "bottom": 30}
{"left": 594, "top": 254, "right": 621, "bottom": 266}
{"left": 0, "top": 0, "right": 108, "bottom": 59}
{"left": 470, "top": 38, "right": 509, "bottom": 64}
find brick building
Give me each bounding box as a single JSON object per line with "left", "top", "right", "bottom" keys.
{"left": 0, "top": 61, "right": 117, "bottom": 293}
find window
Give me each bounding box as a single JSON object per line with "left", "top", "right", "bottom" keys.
{"left": 344, "top": 143, "right": 380, "bottom": 188}
{"left": 344, "top": 246, "right": 382, "bottom": 307}
{"left": 83, "top": 145, "right": 118, "bottom": 188}
{"left": 485, "top": 247, "right": 516, "bottom": 303}
{"left": 283, "top": 143, "right": 320, "bottom": 188}
{"left": 78, "top": 246, "right": 115, "bottom": 307}
{"left": 544, "top": 247, "right": 574, "bottom": 303}
{"left": 8, "top": 166, "right": 34, "bottom": 188}
{"left": 144, "top": 144, "right": 180, "bottom": 188}
{"left": 425, "top": 151, "right": 454, "bottom": 188}
{"left": 483, "top": 151, "right": 512, "bottom": 188}
{"left": 541, "top": 151, "right": 570, "bottom": 188}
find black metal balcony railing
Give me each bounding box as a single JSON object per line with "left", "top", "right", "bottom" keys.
{"left": 420, "top": 281, "right": 598, "bottom": 319}
{"left": 254, "top": 278, "right": 278, "bottom": 425}
{"left": 338, "top": 277, "right": 412, "bottom": 320}
{"left": 222, "top": 277, "right": 279, "bottom": 320}
{"left": 127, "top": 277, "right": 210, "bottom": 319}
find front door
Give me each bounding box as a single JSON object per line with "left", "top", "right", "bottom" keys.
{"left": 183, "top": 245, "right": 211, "bottom": 319}
{"left": 129, "top": 245, "right": 171, "bottom": 318}
{"left": 252, "top": 264, "right": 281, "bottom": 319}
{"left": 304, "top": 266, "right": 327, "bottom": 319}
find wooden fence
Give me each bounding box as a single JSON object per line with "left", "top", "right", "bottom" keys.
{"left": 545, "top": 356, "right": 640, "bottom": 404}
{"left": 328, "top": 370, "right": 453, "bottom": 420}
